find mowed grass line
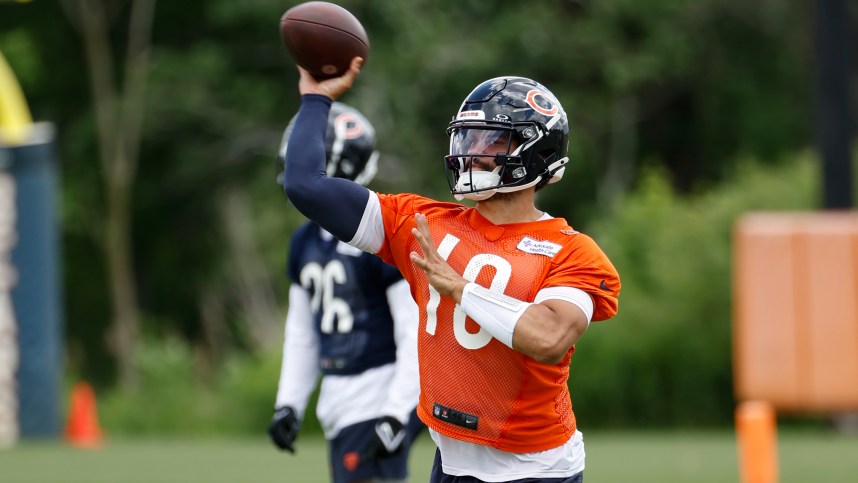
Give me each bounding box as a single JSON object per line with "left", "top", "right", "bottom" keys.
{"left": 1, "top": 430, "right": 857, "bottom": 483}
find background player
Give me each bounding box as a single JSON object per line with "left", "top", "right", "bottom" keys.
{"left": 268, "top": 102, "right": 423, "bottom": 483}
{"left": 282, "top": 59, "right": 621, "bottom": 483}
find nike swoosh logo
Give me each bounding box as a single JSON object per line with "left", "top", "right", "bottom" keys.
{"left": 600, "top": 280, "right": 610, "bottom": 291}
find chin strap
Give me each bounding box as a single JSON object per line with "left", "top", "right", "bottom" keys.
{"left": 547, "top": 157, "right": 569, "bottom": 184}
{"left": 454, "top": 168, "right": 502, "bottom": 201}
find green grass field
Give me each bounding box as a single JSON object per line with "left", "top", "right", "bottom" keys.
{"left": 2, "top": 429, "right": 857, "bottom": 482}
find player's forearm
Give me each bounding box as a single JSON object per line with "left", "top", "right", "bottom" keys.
{"left": 276, "top": 286, "right": 321, "bottom": 416}
{"left": 283, "top": 94, "right": 370, "bottom": 242}
{"left": 459, "top": 283, "right": 589, "bottom": 364}
{"left": 278, "top": 333, "right": 320, "bottom": 415}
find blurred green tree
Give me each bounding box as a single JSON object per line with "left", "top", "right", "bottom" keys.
{"left": 0, "top": 0, "right": 821, "bottom": 413}
{"left": 57, "top": 0, "right": 157, "bottom": 390}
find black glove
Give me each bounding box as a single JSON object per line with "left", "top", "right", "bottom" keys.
{"left": 268, "top": 406, "right": 300, "bottom": 453}
{"left": 371, "top": 415, "right": 407, "bottom": 456}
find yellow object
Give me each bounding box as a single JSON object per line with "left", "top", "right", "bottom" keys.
{"left": 0, "top": 50, "right": 33, "bottom": 144}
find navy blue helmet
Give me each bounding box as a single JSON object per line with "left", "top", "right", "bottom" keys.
{"left": 445, "top": 77, "right": 569, "bottom": 201}
{"left": 278, "top": 102, "right": 378, "bottom": 187}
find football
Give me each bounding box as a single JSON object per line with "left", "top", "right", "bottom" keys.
{"left": 279, "top": 2, "right": 370, "bottom": 80}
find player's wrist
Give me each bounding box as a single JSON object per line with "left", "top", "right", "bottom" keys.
{"left": 300, "top": 93, "right": 334, "bottom": 105}
{"left": 272, "top": 406, "right": 299, "bottom": 424}
{"left": 460, "top": 283, "right": 532, "bottom": 348}
{"left": 450, "top": 280, "right": 468, "bottom": 303}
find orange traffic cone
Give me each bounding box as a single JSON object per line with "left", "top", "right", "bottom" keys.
{"left": 65, "top": 382, "right": 104, "bottom": 448}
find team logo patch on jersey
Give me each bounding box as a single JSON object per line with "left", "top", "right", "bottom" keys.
{"left": 517, "top": 236, "right": 562, "bottom": 257}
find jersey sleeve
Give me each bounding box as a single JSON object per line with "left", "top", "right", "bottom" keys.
{"left": 373, "top": 193, "right": 419, "bottom": 267}
{"left": 544, "top": 233, "right": 620, "bottom": 321}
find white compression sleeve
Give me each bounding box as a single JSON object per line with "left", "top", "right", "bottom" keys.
{"left": 533, "top": 286, "right": 594, "bottom": 325}
{"left": 275, "top": 285, "right": 320, "bottom": 418}
{"left": 348, "top": 191, "right": 384, "bottom": 254}
{"left": 459, "top": 282, "right": 532, "bottom": 348}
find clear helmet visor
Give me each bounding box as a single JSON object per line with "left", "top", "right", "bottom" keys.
{"left": 447, "top": 128, "right": 521, "bottom": 201}
{"left": 449, "top": 128, "right": 516, "bottom": 157}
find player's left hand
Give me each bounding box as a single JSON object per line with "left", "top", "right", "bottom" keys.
{"left": 268, "top": 406, "right": 300, "bottom": 453}
{"left": 410, "top": 213, "right": 468, "bottom": 302}
{"left": 370, "top": 415, "right": 407, "bottom": 456}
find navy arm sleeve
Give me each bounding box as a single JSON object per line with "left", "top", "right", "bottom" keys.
{"left": 283, "top": 94, "right": 370, "bottom": 242}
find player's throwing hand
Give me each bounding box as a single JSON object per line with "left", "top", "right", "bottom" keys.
{"left": 298, "top": 57, "right": 363, "bottom": 100}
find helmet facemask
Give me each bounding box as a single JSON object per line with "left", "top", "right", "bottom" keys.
{"left": 446, "top": 124, "right": 517, "bottom": 200}
{"left": 445, "top": 120, "right": 557, "bottom": 201}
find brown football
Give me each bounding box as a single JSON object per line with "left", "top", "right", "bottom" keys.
{"left": 279, "top": 2, "right": 370, "bottom": 80}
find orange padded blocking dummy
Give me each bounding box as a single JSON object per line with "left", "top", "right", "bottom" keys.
{"left": 733, "top": 213, "right": 858, "bottom": 409}
{"left": 65, "top": 382, "right": 103, "bottom": 448}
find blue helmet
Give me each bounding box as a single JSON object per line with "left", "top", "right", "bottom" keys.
{"left": 277, "top": 102, "right": 378, "bottom": 187}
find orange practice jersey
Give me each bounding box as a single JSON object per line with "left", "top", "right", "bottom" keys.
{"left": 374, "top": 193, "right": 620, "bottom": 453}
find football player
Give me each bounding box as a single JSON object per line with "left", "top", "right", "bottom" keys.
{"left": 282, "top": 58, "right": 621, "bottom": 483}
{"left": 269, "top": 102, "right": 424, "bottom": 483}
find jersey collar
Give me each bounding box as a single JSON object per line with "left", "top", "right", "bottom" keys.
{"left": 465, "top": 207, "right": 571, "bottom": 242}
